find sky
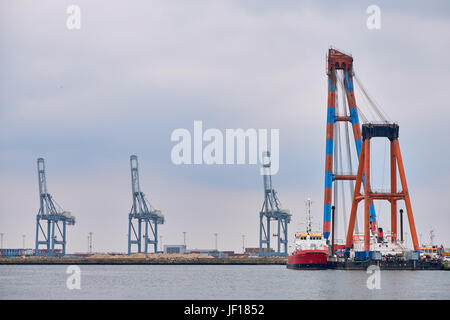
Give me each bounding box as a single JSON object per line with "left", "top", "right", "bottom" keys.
{"left": 1, "top": 0, "right": 449, "bottom": 253}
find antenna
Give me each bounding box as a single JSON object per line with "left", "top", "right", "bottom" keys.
{"left": 305, "top": 198, "right": 313, "bottom": 234}
{"left": 429, "top": 227, "right": 435, "bottom": 246}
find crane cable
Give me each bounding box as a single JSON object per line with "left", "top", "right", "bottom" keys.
{"left": 337, "top": 72, "right": 360, "bottom": 239}
{"left": 353, "top": 72, "right": 392, "bottom": 225}
{"left": 354, "top": 73, "right": 393, "bottom": 123}
{"left": 336, "top": 73, "right": 348, "bottom": 240}
{"left": 338, "top": 75, "right": 369, "bottom": 123}
{"left": 376, "top": 139, "right": 388, "bottom": 222}
{"left": 338, "top": 71, "right": 360, "bottom": 234}
{"left": 333, "top": 78, "right": 340, "bottom": 240}
{"left": 355, "top": 81, "right": 378, "bottom": 123}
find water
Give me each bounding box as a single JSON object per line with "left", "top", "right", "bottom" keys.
{"left": 0, "top": 265, "right": 448, "bottom": 300}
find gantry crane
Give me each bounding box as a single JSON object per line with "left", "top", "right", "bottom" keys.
{"left": 259, "top": 151, "right": 291, "bottom": 256}
{"left": 35, "top": 158, "right": 75, "bottom": 256}
{"left": 127, "top": 155, "right": 164, "bottom": 254}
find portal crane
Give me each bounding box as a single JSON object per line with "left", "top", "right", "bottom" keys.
{"left": 259, "top": 151, "right": 291, "bottom": 256}
{"left": 35, "top": 158, "right": 75, "bottom": 256}
{"left": 127, "top": 155, "right": 164, "bottom": 254}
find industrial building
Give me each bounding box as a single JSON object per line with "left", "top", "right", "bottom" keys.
{"left": 0, "top": 249, "right": 58, "bottom": 257}
{"left": 163, "top": 245, "right": 187, "bottom": 254}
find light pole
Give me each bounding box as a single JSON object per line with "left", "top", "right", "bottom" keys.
{"left": 214, "top": 233, "right": 218, "bottom": 251}
{"left": 0, "top": 233, "right": 4, "bottom": 250}
{"left": 88, "top": 232, "right": 93, "bottom": 253}
{"left": 183, "top": 231, "right": 186, "bottom": 247}
{"left": 22, "top": 235, "right": 26, "bottom": 250}
{"left": 242, "top": 234, "right": 245, "bottom": 253}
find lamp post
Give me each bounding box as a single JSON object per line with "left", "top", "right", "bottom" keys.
{"left": 88, "top": 232, "right": 93, "bottom": 253}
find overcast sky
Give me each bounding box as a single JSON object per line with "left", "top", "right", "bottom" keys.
{"left": 1, "top": 0, "right": 449, "bottom": 253}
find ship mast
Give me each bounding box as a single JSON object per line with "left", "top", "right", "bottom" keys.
{"left": 429, "top": 227, "right": 435, "bottom": 246}
{"left": 305, "top": 198, "right": 313, "bottom": 234}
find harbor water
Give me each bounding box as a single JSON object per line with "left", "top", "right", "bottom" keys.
{"left": 0, "top": 265, "right": 448, "bottom": 300}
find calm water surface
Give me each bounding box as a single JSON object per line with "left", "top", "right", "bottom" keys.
{"left": 0, "top": 265, "right": 448, "bottom": 300}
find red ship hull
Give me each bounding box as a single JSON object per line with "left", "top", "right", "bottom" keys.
{"left": 287, "top": 250, "right": 328, "bottom": 269}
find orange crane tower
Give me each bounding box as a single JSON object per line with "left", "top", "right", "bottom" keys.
{"left": 323, "top": 49, "right": 377, "bottom": 243}
{"left": 344, "top": 124, "right": 420, "bottom": 256}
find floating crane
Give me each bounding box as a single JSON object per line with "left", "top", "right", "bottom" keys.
{"left": 322, "top": 48, "right": 419, "bottom": 258}
{"left": 259, "top": 151, "right": 291, "bottom": 256}
{"left": 35, "top": 158, "right": 75, "bottom": 256}
{"left": 127, "top": 155, "right": 164, "bottom": 254}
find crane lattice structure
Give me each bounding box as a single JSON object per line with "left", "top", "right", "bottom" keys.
{"left": 35, "top": 158, "right": 75, "bottom": 256}
{"left": 259, "top": 151, "right": 291, "bottom": 256}
{"left": 127, "top": 155, "right": 164, "bottom": 254}
{"left": 323, "top": 48, "right": 378, "bottom": 244}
